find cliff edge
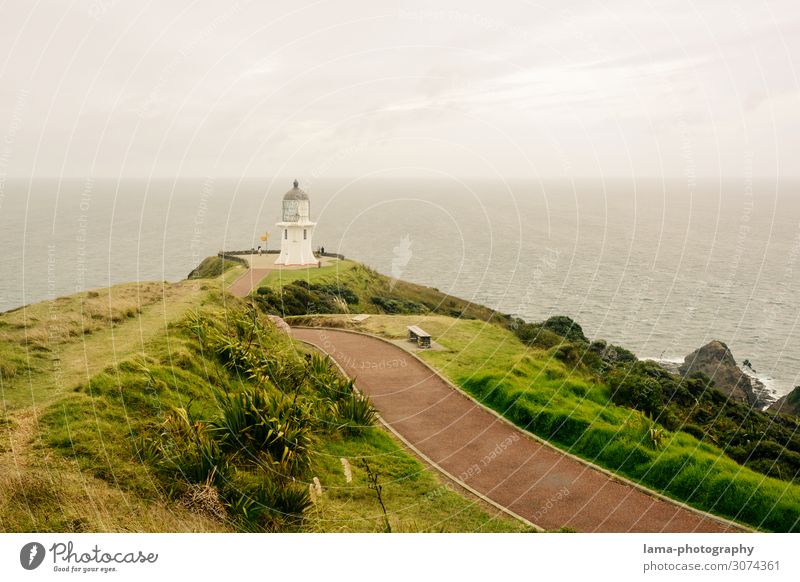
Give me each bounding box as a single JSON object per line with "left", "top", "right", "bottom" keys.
{"left": 769, "top": 386, "right": 800, "bottom": 416}
{"left": 678, "top": 340, "right": 769, "bottom": 407}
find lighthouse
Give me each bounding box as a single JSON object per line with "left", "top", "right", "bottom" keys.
{"left": 275, "top": 179, "right": 317, "bottom": 266}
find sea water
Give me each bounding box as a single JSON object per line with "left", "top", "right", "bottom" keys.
{"left": 1, "top": 176, "right": 797, "bottom": 398}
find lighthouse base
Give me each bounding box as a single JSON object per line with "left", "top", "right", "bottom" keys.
{"left": 274, "top": 223, "right": 317, "bottom": 266}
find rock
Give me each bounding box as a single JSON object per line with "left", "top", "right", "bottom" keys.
{"left": 267, "top": 315, "right": 291, "bottom": 335}
{"left": 768, "top": 386, "right": 800, "bottom": 417}
{"left": 678, "top": 340, "right": 763, "bottom": 406}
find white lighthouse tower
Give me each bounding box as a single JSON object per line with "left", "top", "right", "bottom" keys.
{"left": 275, "top": 179, "right": 317, "bottom": 266}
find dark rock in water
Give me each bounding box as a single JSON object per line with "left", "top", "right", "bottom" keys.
{"left": 678, "top": 340, "right": 766, "bottom": 407}
{"left": 769, "top": 386, "right": 800, "bottom": 417}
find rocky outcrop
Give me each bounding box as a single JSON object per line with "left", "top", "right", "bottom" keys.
{"left": 678, "top": 340, "right": 767, "bottom": 407}
{"left": 267, "top": 315, "right": 291, "bottom": 335}
{"left": 769, "top": 386, "right": 800, "bottom": 417}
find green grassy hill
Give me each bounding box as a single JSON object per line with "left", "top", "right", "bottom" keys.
{"left": 0, "top": 273, "right": 525, "bottom": 533}
{"left": 292, "top": 314, "right": 800, "bottom": 532}
{"left": 254, "top": 259, "right": 506, "bottom": 323}
{"left": 260, "top": 260, "right": 799, "bottom": 532}
{"left": 5, "top": 254, "right": 798, "bottom": 532}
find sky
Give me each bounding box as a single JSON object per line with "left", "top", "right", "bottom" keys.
{"left": 0, "top": 0, "right": 798, "bottom": 181}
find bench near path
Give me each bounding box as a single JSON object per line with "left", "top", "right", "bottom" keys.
{"left": 292, "top": 327, "right": 742, "bottom": 533}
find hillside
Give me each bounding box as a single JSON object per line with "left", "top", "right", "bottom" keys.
{"left": 0, "top": 268, "right": 526, "bottom": 533}
{"left": 253, "top": 259, "right": 507, "bottom": 323}
{"left": 4, "top": 254, "right": 798, "bottom": 532}
{"left": 245, "top": 258, "right": 800, "bottom": 531}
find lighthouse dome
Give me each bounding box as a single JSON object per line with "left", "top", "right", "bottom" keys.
{"left": 281, "top": 180, "right": 311, "bottom": 222}
{"left": 283, "top": 179, "right": 309, "bottom": 201}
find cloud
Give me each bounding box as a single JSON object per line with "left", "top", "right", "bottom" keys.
{"left": 0, "top": 0, "right": 797, "bottom": 178}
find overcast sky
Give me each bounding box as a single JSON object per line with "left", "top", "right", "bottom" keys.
{"left": 0, "top": 0, "right": 798, "bottom": 181}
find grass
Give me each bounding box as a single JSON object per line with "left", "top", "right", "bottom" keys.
{"left": 0, "top": 279, "right": 209, "bottom": 410}
{"left": 257, "top": 260, "right": 505, "bottom": 323}
{"left": 297, "top": 314, "right": 800, "bottom": 532}
{"left": 308, "top": 429, "right": 528, "bottom": 532}
{"left": 0, "top": 262, "right": 526, "bottom": 532}
{"left": 259, "top": 258, "right": 360, "bottom": 289}
{"left": 188, "top": 255, "right": 245, "bottom": 279}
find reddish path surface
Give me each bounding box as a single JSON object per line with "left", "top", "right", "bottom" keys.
{"left": 293, "top": 327, "right": 741, "bottom": 533}
{"left": 228, "top": 268, "right": 271, "bottom": 297}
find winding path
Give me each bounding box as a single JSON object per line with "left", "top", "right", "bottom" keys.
{"left": 293, "top": 327, "right": 741, "bottom": 533}
{"left": 228, "top": 268, "right": 272, "bottom": 297}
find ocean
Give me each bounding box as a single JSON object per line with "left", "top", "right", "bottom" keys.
{"left": 1, "top": 176, "right": 798, "bottom": 399}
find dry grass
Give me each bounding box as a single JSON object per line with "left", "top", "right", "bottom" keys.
{"left": 0, "top": 280, "right": 208, "bottom": 410}
{"left": 178, "top": 480, "right": 228, "bottom": 522}
{"left": 0, "top": 467, "right": 231, "bottom": 532}
{"left": 0, "top": 277, "right": 228, "bottom": 532}
{"left": 1, "top": 282, "right": 190, "bottom": 350}
{"left": 0, "top": 405, "right": 229, "bottom": 532}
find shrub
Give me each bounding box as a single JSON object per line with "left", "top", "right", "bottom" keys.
{"left": 224, "top": 475, "right": 312, "bottom": 532}
{"left": 312, "top": 283, "right": 359, "bottom": 305}
{"left": 681, "top": 423, "right": 706, "bottom": 440}
{"left": 329, "top": 392, "right": 378, "bottom": 436}
{"left": 370, "top": 295, "right": 427, "bottom": 314}
{"left": 589, "top": 340, "right": 637, "bottom": 366}
{"left": 254, "top": 282, "right": 360, "bottom": 316}
{"left": 213, "top": 386, "right": 314, "bottom": 475}
{"left": 542, "top": 315, "right": 588, "bottom": 343}
{"left": 606, "top": 361, "right": 672, "bottom": 418}
{"left": 514, "top": 322, "right": 564, "bottom": 349}
{"left": 152, "top": 407, "right": 229, "bottom": 488}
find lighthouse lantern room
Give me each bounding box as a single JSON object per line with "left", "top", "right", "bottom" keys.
{"left": 275, "top": 180, "right": 317, "bottom": 266}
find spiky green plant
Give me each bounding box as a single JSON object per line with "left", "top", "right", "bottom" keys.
{"left": 153, "top": 406, "right": 229, "bottom": 488}
{"left": 330, "top": 392, "right": 378, "bottom": 436}
{"left": 224, "top": 476, "right": 312, "bottom": 532}
{"left": 308, "top": 352, "right": 334, "bottom": 379}
{"left": 648, "top": 426, "right": 666, "bottom": 450}
{"left": 213, "top": 386, "right": 314, "bottom": 475}
{"left": 311, "top": 373, "right": 355, "bottom": 403}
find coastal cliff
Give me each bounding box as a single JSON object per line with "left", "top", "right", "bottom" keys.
{"left": 770, "top": 386, "right": 800, "bottom": 416}
{"left": 678, "top": 340, "right": 770, "bottom": 407}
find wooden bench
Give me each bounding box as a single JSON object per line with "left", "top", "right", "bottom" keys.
{"left": 407, "top": 325, "right": 431, "bottom": 349}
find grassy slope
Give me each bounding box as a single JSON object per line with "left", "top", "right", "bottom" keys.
{"left": 309, "top": 428, "right": 524, "bottom": 532}
{"left": 295, "top": 314, "right": 800, "bottom": 532}
{"left": 0, "top": 280, "right": 209, "bottom": 410}
{"left": 187, "top": 255, "right": 246, "bottom": 279}
{"left": 0, "top": 280, "right": 227, "bottom": 532}
{"left": 260, "top": 258, "right": 360, "bottom": 288}
{"left": 258, "top": 259, "right": 505, "bottom": 322}
{"left": 0, "top": 274, "right": 524, "bottom": 532}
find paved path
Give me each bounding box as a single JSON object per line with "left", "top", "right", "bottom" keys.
{"left": 228, "top": 268, "right": 272, "bottom": 297}
{"left": 293, "top": 328, "right": 740, "bottom": 532}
